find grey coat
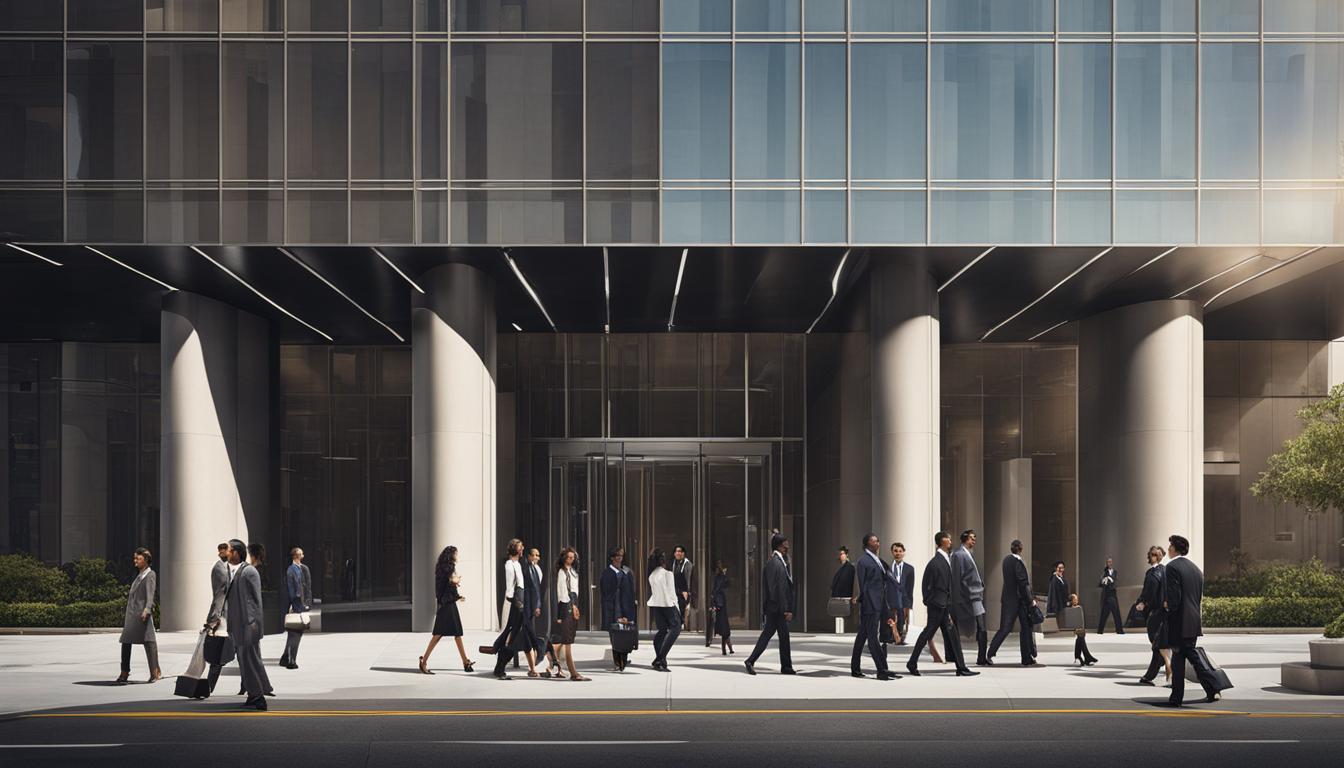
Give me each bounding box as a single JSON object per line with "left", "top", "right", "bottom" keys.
{"left": 119, "top": 568, "right": 157, "bottom": 644}
{"left": 226, "top": 562, "right": 265, "bottom": 648}
{"left": 207, "top": 559, "right": 230, "bottom": 625}
{"left": 950, "top": 546, "right": 986, "bottom": 630}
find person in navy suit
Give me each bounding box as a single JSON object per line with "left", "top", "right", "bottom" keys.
{"left": 906, "top": 531, "right": 975, "bottom": 677}
{"left": 891, "top": 543, "right": 915, "bottom": 644}
{"left": 1137, "top": 545, "right": 1171, "bottom": 685}
{"left": 851, "top": 534, "right": 898, "bottom": 679}
{"left": 1163, "top": 535, "right": 1221, "bottom": 706}
{"left": 600, "top": 546, "right": 637, "bottom": 672}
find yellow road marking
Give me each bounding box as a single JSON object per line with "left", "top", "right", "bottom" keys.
{"left": 21, "top": 708, "right": 1344, "bottom": 720}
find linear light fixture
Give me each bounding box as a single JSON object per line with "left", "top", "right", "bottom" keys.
{"left": 1202, "top": 246, "right": 1323, "bottom": 309}
{"left": 1028, "top": 318, "right": 1071, "bottom": 342}
{"left": 981, "top": 246, "right": 1112, "bottom": 342}
{"left": 938, "top": 246, "right": 996, "bottom": 293}
{"left": 279, "top": 248, "right": 404, "bottom": 342}
{"left": 1123, "top": 245, "right": 1179, "bottom": 279}
{"left": 1169, "top": 254, "right": 1265, "bottom": 299}
{"left": 502, "top": 248, "right": 556, "bottom": 331}
{"left": 603, "top": 246, "right": 611, "bottom": 334}
{"left": 667, "top": 248, "right": 688, "bottom": 331}
{"left": 84, "top": 246, "right": 177, "bottom": 291}
{"left": 512, "top": 322, "right": 523, "bottom": 332}
{"left": 806, "top": 249, "right": 852, "bottom": 334}
{"left": 189, "top": 246, "right": 332, "bottom": 341}
{"left": 371, "top": 247, "right": 424, "bottom": 294}
{"left": 6, "top": 243, "right": 63, "bottom": 266}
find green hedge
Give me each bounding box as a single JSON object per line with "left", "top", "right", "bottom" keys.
{"left": 1202, "top": 596, "right": 1344, "bottom": 628}
{"left": 0, "top": 600, "right": 129, "bottom": 628}
{"left": 1206, "top": 558, "right": 1344, "bottom": 599}
{"left": 1326, "top": 613, "right": 1344, "bottom": 639}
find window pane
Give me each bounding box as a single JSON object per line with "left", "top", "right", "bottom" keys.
{"left": 451, "top": 190, "right": 582, "bottom": 243}
{"left": 288, "top": 190, "right": 348, "bottom": 243}
{"left": 352, "top": 0, "right": 411, "bottom": 30}
{"left": 804, "top": 0, "right": 844, "bottom": 31}
{"left": 147, "top": 42, "right": 219, "bottom": 181}
{"left": 0, "top": 190, "right": 62, "bottom": 241}
{"left": 417, "top": 0, "right": 448, "bottom": 30}
{"left": 932, "top": 43, "right": 1053, "bottom": 181}
{"left": 736, "top": 189, "right": 800, "bottom": 243}
{"left": 1114, "top": 190, "right": 1194, "bottom": 243}
{"left": 68, "top": 0, "right": 142, "bottom": 30}
{"left": 1116, "top": 0, "right": 1194, "bottom": 32}
{"left": 852, "top": 0, "right": 925, "bottom": 31}
{"left": 1201, "top": 0, "right": 1259, "bottom": 32}
{"left": 222, "top": 189, "right": 282, "bottom": 242}
{"left": 1059, "top": 0, "right": 1111, "bottom": 32}
{"left": 67, "top": 42, "right": 143, "bottom": 181}
{"left": 1058, "top": 43, "right": 1111, "bottom": 180}
{"left": 1266, "top": 1, "right": 1344, "bottom": 33}
{"left": 663, "top": 189, "right": 730, "bottom": 243}
{"left": 931, "top": 190, "right": 1051, "bottom": 244}
{"left": 352, "top": 44, "right": 413, "bottom": 180}
{"left": 852, "top": 44, "right": 925, "bottom": 180}
{"left": 736, "top": 0, "right": 799, "bottom": 32}
{"left": 452, "top": 43, "right": 583, "bottom": 181}
{"left": 0, "top": 42, "right": 63, "bottom": 180}
{"left": 1115, "top": 43, "right": 1195, "bottom": 180}
{"left": 146, "top": 0, "right": 219, "bottom": 31}
{"left": 418, "top": 44, "right": 448, "bottom": 180}
{"left": 288, "top": 43, "right": 348, "bottom": 181}
{"left": 805, "top": 43, "right": 845, "bottom": 180}
{"left": 1202, "top": 43, "right": 1259, "bottom": 180}
{"left": 222, "top": 43, "right": 283, "bottom": 181}
{"left": 0, "top": 0, "right": 63, "bottom": 30}
{"left": 663, "top": 44, "right": 732, "bottom": 180}
{"left": 587, "top": 0, "right": 659, "bottom": 31}
{"left": 453, "top": 0, "right": 581, "bottom": 31}
{"left": 852, "top": 190, "right": 925, "bottom": 243}
{"left": 587, "top": 190, "right": 658, "bottom": 243}
{"left": 804, "top": 190, "right": 845, "bottom": 243}
{"left": 1199, "top": 189, "right": 1258, "bottom": 245}
{"left": 587, "top": 43, "right": 659, "bottom": 181}
{"left": 1263, "top": 190, "right": 1343, "bottom": 244}
{"left": 932, "top": 0, "right": 1053, "bottom": 32}
{"left": 664, "top": 0, "right": 731, "bottom": 32}
{"left": 1265, "top": 43, "right": 1344, "bottom": 180}
{"left": 147, "top": 189, "right": 219, "bottom": 242}
{"left": 1056, "top": 190, "right": 1111, "bottom": 244}
{"left": 419, "top": 189, "right": 449, "bottom": 243}
{"left": 67, "top": 189, "right": 144, "bottom": 242}
{"left": 288, "top": 0, "right": 347, "bottom": 31}
{"left": 351, "top": 190, "right": 413, "bottom": 243}
{"left": 735, "top": 44, "right": 800, "bottom": 180}
{"left": 222, "top": 0, "right": 282, "bottom": 30}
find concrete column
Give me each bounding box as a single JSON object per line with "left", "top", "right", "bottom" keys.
{"left": 983, "top": 458, "right": 1032, "bottom": 630}
{"left": 1079, "top": 300, "right": 1203, "bottom": 623}
{"left": 1329, "top": 339, "right": 1344, "bottom": 388}
{"left": 871, "top": 258, "right": 940, "bottom": 628}
{"left": 160, "top": 292, "right": 274, "bottom": 631}
{"left": 411, "top": 264, "right": 497, "bottom": 632}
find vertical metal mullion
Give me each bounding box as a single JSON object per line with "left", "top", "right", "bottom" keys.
{"left": 218, "top": 0, "right": 224, "bottom": 243}
{"left": 1195, "top": 0, "right": 1201, "bottom": 244}
{"left": 582, "top": 2, "right": 588, "bottom": 245}
{"left": 446, "top": 20, "right": 452, "bottom": 245}
{"left": 412, "top": 4, "right": 420, "bottom": 244}
{"left": 799, "top": 10, "right": 806, "bottom": 244}
{"left": 282, "top": 12, "right": 289, "bottom": 243}
{"left": 1258, "top": 0, "right": 1264, "bottom": 246}
{"left": 1052, "top": 0, "right": 1059, "bottom": 245}
{"left": 845, "top": 0, "right": 851, "bottom": 244}
{"left": 925, "top": 0, "right": 931, "bottom": 245}
{"left": 143, "top": 18, "right": 148, "bottom": 243}
{"left": 1110, "top": 1, "right": 1116, "bottom": 243}
{"left": 742, "top": 334, "right": 749, "bottom": 438}
{"left": 657, "top": 1, "right": 663, "bottom": 244}
{"left": 347, "top": 9, "right": 352, "bottom": 245}
{"left": 730, "top": 3, "right": 736, "bottom": 246}
{"left": 61, "top": 2, "right": 68, "bottom": 242}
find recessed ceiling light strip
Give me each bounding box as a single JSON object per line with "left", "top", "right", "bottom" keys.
{"left": 189, "top": 246, "right": 332, "bottom": 341}
{"left": 980, "top": 246, "right": 1112, "bottom": 342}
{"left": 806, "top": 249, "right": 851, "bottom": 334}
{"left": 279, "top": 248, "right": 404, "bottom": 342}
{"left": 1028, "top": 318, "right": 1071, "bottom": 342}
{"left": 6, "top": 243, "right": 63, "bottom": 266}
{"left": 1202, "top": 246, "right": 1323, "bottom": 309}
{"left": 503, "top": 249, "right": 556, "bottom": 331}
{"left": 937, "top": 245, "right": 996, "bottom": 293}
{"left": 1122, "top": 245, "right": 1179, "bottom": 279}
{"left": 1169, "top": 254, "right": 1265, "bottom": 299}
{"left": 511, "top": 322, "right": 523, "bottom": 332}
{"left": 84, "top": 246, "right": 177, "bottom": 291}
{"left": 667, "top": 248, "right": 688, "bottom": 331}
{"left": 603, "top": 246, "right": 611, "bottom": 334}
{"left": 371, "top": 247, "right": 425, "bottom": 294}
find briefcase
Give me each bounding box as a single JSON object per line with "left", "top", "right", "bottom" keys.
{"left": 826, "top": 597, "right": 853, "bottom": 618}
{"left": 1183, "top": 646, "right": 1234, "bottom": 692}
{"left": 203, "top": 633, "right": 227, "bottom": 665}
{"left": 1028, "top": 605, "right": 1045, "bottom": 625}
{"left": 283, "top": 611, "right": 311, "bottom": 631}
{"left": 609, "top": 622, "right": 638, "bottom": 653}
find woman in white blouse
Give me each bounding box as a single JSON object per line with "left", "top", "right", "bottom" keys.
{"left": 552, "top": 547, "right": 588, "bottom": 681}
{"left": 487, "top": 538, "right": 536, "bottom": 679}
{"left": 647, "top": 548, "right": 682, "bottom": 671}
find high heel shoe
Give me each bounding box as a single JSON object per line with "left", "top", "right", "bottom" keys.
{"left": 463, "top": 660, "right": 475, "bottom": 673}
{"left": 721, "top": 644, "right": 727, "bottom": 656}
{"left": 115, "top": 671, "right": 129, "bottom": 683}
{"left": 419, "top": 656, "right": 433, "bottom": 675}
{"left": 147, "top": 669, "right": 162, "bottom": 683}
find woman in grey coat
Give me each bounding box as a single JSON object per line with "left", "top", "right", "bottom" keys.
{"left": 117, "top": 547, "right": 160, "bottom": 683}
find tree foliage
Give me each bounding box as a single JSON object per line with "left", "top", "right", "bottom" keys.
{"left": 1251, "top": 383, "right": 1344, "bottom": 517}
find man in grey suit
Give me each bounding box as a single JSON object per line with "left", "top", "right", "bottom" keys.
{"left": 204, "top": 542, "right": 235, "bottom": 694}
{"left": 279, "top": 547, "right": 313, "bottom": 670}
{"left": 950, "top": 529, "right": 989, "bottom": 666}
{"left": 227, "top": 540, "right": 272, "bottom": 710}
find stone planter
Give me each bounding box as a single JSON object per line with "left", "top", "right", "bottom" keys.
{"left": 1281, "top": 638, "right": 1344, "bottom": 695}
{"left": 1309, "top": 638, "right": 1344, "bottom": 670}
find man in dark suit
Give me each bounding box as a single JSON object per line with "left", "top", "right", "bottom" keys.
{"left": 1097, "top": 557, "right": 1125, "bottom": 634}
{"left": 883, "top": 544, "right": 906, "bottom": 645}
{"left": 1137, "top": 545, "right": 1169, "bottom": 685}
{"left": 744, "top": 533, "right": 795, "bottom": 675}
{"left": 1163, "top": 535, "right": 1221, "bottom": 706}
{"left": 227, "top": 540, "right": 272, "bottom": 711}
{"left": 515, "top": 547, "right": 544, "bottom": 671}
{"left": 673, "top": 545, "right": 694, "bottom": 631}
{"left": 851, "top": 534, "right": 898, "bottom": 679}
{"left": 600, "top": 547, "right": 637, "bottom": 672}
{"left": 831, "top": 546, "right": 856, "bottom": 633}
{"left": 891, "top": 543, "right": 915, "bottom": 644}
{"left": 278, "top": 546, "right": 312, "bottom": 670}
{"left": 987, "top": 539, "right": 1038, "bottom": 666}
{"left": 204, "top": 542, "right": 235, "bottom": 694}
{"left": 907, "top": 531, "right": 975, "bottom": 676}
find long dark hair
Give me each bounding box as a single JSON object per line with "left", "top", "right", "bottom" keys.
{"left": 435, "top": 546, "right": 457, "bottom": 581}
{"left": 555, "top": 547, "right": 577, "bottom": 575}
{"left": 647, "top": 547, "right": 666, "bottom": 576}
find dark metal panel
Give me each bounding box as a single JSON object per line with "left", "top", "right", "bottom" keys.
{"left": 938, "top": 246, "right": 1103, "bottom": 343}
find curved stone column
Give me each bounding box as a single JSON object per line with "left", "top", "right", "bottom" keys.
{"left": 1079, "top": 300, "right": 1203, "bottom": 621}
{"left": 411, "top": 264, "right": 497, "bottom": 632}
{"left": 871, "top": 258, "right": 940, "bottom": 629}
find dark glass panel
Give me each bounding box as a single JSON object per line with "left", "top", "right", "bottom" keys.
{"left": 288, "top": 189, "right": 348, "bottom": 243}
{"left": 452, "top": 0, "right": 582, "bottom": 31}
{"left": 146, "top": 42, "right": 220, "bottom": 181}
{"left": 418, "top": 44, "right": 449, "bottom": 180}
{"left": 0, "top": 190, "right": 62, "bottom": 241}
{"left": 146, "top": 0, "right": 219, "bottom": 31}
{"left": 350, "top": 189, "right": 414, "bottom": 243}
{"left": 352, "top": 0, "right": 412, "bottom": 30}
{"left": 288, "top": 43, "right": 348, "bottom": 181}
{"left": 222, "top": 189, "right": 283, "bottom": 242}
{"left": 586, "top": 0, "right": 658, "bottom": 31}
{"left": 222, "top": 42, "right": 284, "bottom": 181}
{"left": 586, "top": 190, "right": 658, "bottom": 244}
{"left": 146, "top": 189, "right": 220, "bottom": 242}
{"left": 418, "top": 189, "right": 449, "bottom": 243}
{"left": 351, "top": 43, "right": 413, "bottom": 181}
{"left": 450, "top": 189, "right": 583, "bottom": 244}
{"left": 67, "top": 189, "right": 144, "bottom": 243}
{"left": 586, "top": 43, "right": 659, "bottom": 181}
{"left": 417, "top": 0, "right": 449, "bottom": 30}
{"left": 0, "top": 0, "right": 62, "bottom": 30}
{"left": 568, "top": 335, "right": 604, "bottom": 438}
{"left": 68, "top": 0, "right": 143, "bottom": 30}
{"left": 66, "top": 42, "right": 144, "bottom": 181}
{"left": 222, "top": 0, "right": 283, "bottom": 30}
{"left": 649, "top": 334, "right": 700, "bottom": 438}
{"left": 288, "top": 0, "right": 348, "bottom": 31}
{"left": 0, "top": 42, "right": 63, "bottom": 180}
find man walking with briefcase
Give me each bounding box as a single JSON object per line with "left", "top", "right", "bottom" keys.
{"left": 279, "top": 547, "right": 313, "bottom": 670}
{"left": 1163, "top": 534, "right": 1226, "bottom": 706}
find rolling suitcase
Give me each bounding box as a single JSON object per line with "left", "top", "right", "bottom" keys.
{"left": 1183, "top": 646, "right": 1234, "bottom": 692}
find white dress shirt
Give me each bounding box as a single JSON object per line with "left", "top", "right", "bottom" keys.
{"left": 556, "top": 567, "right": 578, "bottom": 604}
{"left": 937, "top": 548, "right": 951, "bottom": 566}
{"left": 648, "top": 566, "right": 678, "bottom": 607}
{"left": 865, "top": 549, "right": 883, "bottom": 570}
{"left": 892, "top": 559, "right": 904, "bottom": 583}
{"left": 502, "top": 558, "right": 524, "bottom": 600}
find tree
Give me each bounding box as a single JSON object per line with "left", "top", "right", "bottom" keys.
{"left": 1251, "top": 383, "right": 1344, "bottom": 520}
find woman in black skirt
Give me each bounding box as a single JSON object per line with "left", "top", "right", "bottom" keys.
{"left": 419, "top": 545, "right": 475, "bottom": 673}
{"left": 706, "top": 560, "right": 734, "bottom": 654}
{"left": 552, "top": 547, "right": 588, "bottom": 681}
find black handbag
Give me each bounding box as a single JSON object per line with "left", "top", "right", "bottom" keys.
{"left": 609, "top": 622, "right": 638, "bottom": 653}
{"left": 174, "top": 675, "right": 210, "bottom": 699}
{"left": 1028, "top": 605, "right": 1045, "bottom": 625}
{"left": 1184, "top": 646, "right": 1234, "bottom": 692}
{"left": 203, "top": 633, "right": 228, "bottom": 665}
{"left": 1126, "top": 602, "right": 1146, "bottom": 628}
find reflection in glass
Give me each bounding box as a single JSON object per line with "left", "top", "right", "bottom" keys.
{"left": 931, "top": 191, "right": 1051, "bottom": 244}
{"left": 223, "top": 43, "right": 283, "bottom": 181}
{"left": 586, "top": 0, "right": 659, "bottom": 31}
{"left": 736, "top": 189, "right": 800, "bottom": 244}
{"left": 1116, "top": 0, "right": 1194, "bottom": 32}
{"left": 1201, "top": 0, "right": 1259, "bottom": 32}
{"left": 288, "top": 43, "right": 348, "bottom": 181}
{"left": 419, "top": 189, "right": 449, "bottom": 243}
{"left": 1264, "top": 43, "right": 1344, "bottom": 180}
{"left": 932, "top": 0, "right": 1053, "bottom": 32}
{"left": 587, "top": 190, "right": 658, "bottom": 244}
{"left": 68, "top": 0, "right": 142, "bottom": 31}
{"left": 351, "top": 190, "right": 414, "bottom": 243}
{"left": 804, "top": 0, "right": 844, "bottom": 31}
{"left": 352, "top": 0, "right": 412, "bottom": 30}
{"left": 417, "top": 0, "right": 448, "bottom": 30}
{"left": 66, "top": 189, "right": 143, "bottom": 242}
{"left": 418, "top": 44, "right": 448, "bottom": 180}
{"left": 288, "top": 0, "right": 347, "bottom": 31}
{"left": 1266, "top": 0, "right": 1344, "bottom": 33}
{"left": 1114, "top": 190, "right": 1195, "bottom": 243}
{"left": 1115, "top": 43, "right": 1195, "bottom": 180}
{"left": 1199, "top": 190, "right": 1258, "bottom": 245}
{"left": 222, "top": 189, "right": 283, "bottom": 243}
{"left": 1201, "top": 44, "right": 1259, "bottom": 181}
{"left": 804, "top": 190, "right": 846, "bottom": 243}
{"left": 1058, "top": 44, "right": 1111, "bottom": 180}
{"left": 288, "top": 189, "right": 348, "bottom": 243}
{"left": 147, "top": 42, "right": 219, "bottom": 181}
{"left": 663, "top": 0, "right": 731, "bottom": 32}
{"left": 450, "top": 190, "right": 583, "bottom": 244}
{"left": 663, "top": 44, "right": 732, "bottom": 180}
{"left": 663, "top": 190, "right": 730, "bottom": 243}
{"left": 851, "top": 0, "right": 925, "bottom": 31}
{"left": 147, "top": 190, "right": 219, "bottom": 242}
{"left": 66, "top": 42, "right": 143, "bottom": 181}
{"left": 453, "top": 0, "right": 582, "bottom": 31}
{"left": 932, "top": 43, "right": 1052, "bottom": 181}
{"left": 736, "top": 0, "right": 800, "bottom": 32}
{"left": 0, "top": 0, "right": 63, "bottom": 31}
{"left": 852, "top": 190, "right": 924, "bottom": 244}
{"left": 1056, "top": 190, "right": 1112, "bottom": 244}
{"left": 351, "top": 44, "right": 413, "bottom": 181}
{"left": 0, "top": 191, "right": 62, "bottom": 241}
{"left": 805, "top": 43, "right": 846, "bottom": 181}
{"left": 0, "top": 41, "right": 62, "bottom": 180}
{"left": 146, "top": 0, "right": 219, "bottom": 31}
{"left": 222, "top": 0, "right": 283, "bottom": 30}
{"left": 1059, "top": 0, "right": 1111, "bottom": 32}
{"left": 851, "top": 44, "right": 925, "bottom": 180}
{"left": 587, "top": 43, "right": 659, "bottom": 181}
{"left": 735, "top": 44, "right": 800, "bottom": 181}
{"left": 1263, "top": 191, "right": 1344, "bottom": 244}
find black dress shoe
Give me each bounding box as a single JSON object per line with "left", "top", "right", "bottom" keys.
{"left": 779, "top": 668, "right": 797, "bottom": 675}
{"left": 1137, "top": 677, "right": 1155, "bottom": 686}
{"left": 243, "top": 696, "right": 267, "bottom": 711}
{"left": 744, "top": 660, "right": 756, "bottom": 675}
{"left": 493, "top": 671, "right": 510, "bottom": 680}
{"left": 851, "top": 671, "right": 866, "bottom": 678}
{"left": 905, "top": 661, "right": 920, "bottom": 677}
{"left": 1205, "top": 692, "right": 1221, "bottom": 703}
{"left": 955, "top": 668, "right": 979, "bottom": 676}
{"left": 1021, "top": 660, "right": 1039, "bottom": 667}
{"left": 878, "top": 671, "right": 900, "bottom": 681}
{"left": 977, "top": 659, "right": 993, "bottom": 667}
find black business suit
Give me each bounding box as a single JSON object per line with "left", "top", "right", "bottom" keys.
{"left": 1164, "top": 556, "right": 1219, "bottom": 705}
{"left": 746, "top": 551, "right": 795, "bottom": 672}
{"left": 600, "top": 564, "right": 637, "bottom": 668}
{"left": 895, "top": 561, "right": 915, "bottom": 641}
{"left": 987, "top": 554, "right": 1036, "bottom": 664}
{"left": 907, "top": 551, "right": 967, "bottom": 672}
{"left": 830, "top": 560, "right": 855, "bottom": 598}
{"left": 1139, "top": 562, "right": 1167, "bottom": 682}
{"left": 850, "top": 552, "right": 890, "bottom": 675}
{"left": 1097, "top": 566, "right": 1124, "bottom": 634}
{"left": 1046, "top": 574, "right": 1070, "bottom": 616}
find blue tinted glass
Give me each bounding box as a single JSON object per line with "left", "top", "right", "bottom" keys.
{"left": 931, "top": 191, "right": 1051, "bottom": 244}
{"left": 1116, "top": 0, "right": 1194, "bottom": 32}
{"left": 805, "top": 190, "right": 846, "bottom": 242}
{"left": 736, "top": 0, "right": 799, "bottom": 31}
{"left": 1199, "top": 190, "right": 1258, "bottom": 245}
{"left": 851, "top": 44, "right": 925, "bottom": 180}
{"left": 804, "top": 0, "right": 845, "bottom": 31}
{"left": 1266, "top": 0, "right": 1344, "bottom": 33}
{"left": 932, "top": 0, "right": 1052, "bottom": 32}
{"left": 1060, "top": 0, "right": 1112, "bottom": 32}
{"left": 1201, "top": 0, "right": 1259, "bottom": 32}
{"left": 663, "top": 44, "right": 732, "bottom": 180}
{"left": 931, "top": 43, "right": 1053, "bottom": 180}
{"left": 736, "top": 189, "right": 800, "bottom": 243}
{"left": 851, "top": 0, "right": 925, "bottom": 32}
{"left": 1264, "top": 43, "right": 1344, "bottom": 180}
{"left": 663, "top": 0, "right": 731, "bottom": 32}
{"left": 805, "top": 44, "right": 846, "bottom": 180}
{"left": 1056, "top": 191, "right": 1112, "bottom": 244}
{"left": 1201, "top": 44, "right": 1259, "bottom": 180}
{"left": 1115, "top": 43, "right": 1195, "bottom": 180}
{"left": 1264, "top": 191, "right": 1338, "bottom": 243}
{"left": 852, "top": 190, "right": 925, "bottom": 243}
{"left": 663, "top": 189, "right": 730, "bottom": 242}
{"left": 1114, "top": 190, "right": 1195, "bottom": 243}
{"left": 735, "top": 43, "right": 800, "bottom": 180}
{"left": 1058, "top": 44, "right": 1111, "bottom": 179}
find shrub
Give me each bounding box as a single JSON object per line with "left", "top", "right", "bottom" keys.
{"left": 1326, "top": 613, "right": 1344, "bottom": 639}
{"left": 0, "top": 600, "right": 128, "bottom": 628}
{"left": 1202, "top": 596, "right": 1344, "bottom": 627}
{"left": 66, "top": 558, "right": 126, "bottom": 603}
{"left": 0, "top": 554, "right": 70, "bottom": 603}
{"left": 1205, "top": 559, "right": 1344, "bottom": 599}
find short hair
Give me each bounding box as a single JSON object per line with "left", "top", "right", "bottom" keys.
{"left": 892, "top": 542, "right": 905, "bottom": 551}
{"left": 1148, "top": 545, "right": 1166, "bottom": 560}
{"left": 528, "top": 547, "right": 540, "bottom": 557}
{"left": 771, "top": 533, "right": 788, "bottom": 551}
{"left": 229, "top": 539, "right": 246, "bottom": 560}
{"left": 506, "top": 538, "right": 523, "bottom": 556}
{"left": 1168, "top": 535, "right": 1190, "bottom": 556}
{"left": 607, "top": 546, "right": 625, "bottom": 563}
{"left": 960, "top": 529, "right": 976, "bottom": 543}
{"left": 289, "top": 547, "right": 302, "bottom": 558}
{"left": 1010, "top": 539, "right": 1023, "bottom": 554}
{"left": 862, "top": 533, "right": 878, "bottom": 547}
{"left": 838, "top": 545, "right": 849, "bottom": 555}
{"left": 934, "top": 531, "right": 950, "bottom": 547}
{"left": 217, "top": 542, "right": 230, "bottom": 552}
{"left": 674, "top": 545, "right": 686, "bottom": 555}
{"left": 247, "top": 542, "right": 265, "bottom": 562}
{"left": 134, "top": 547, "right": 152, "bottom": 565}
{"left": 1052, "top": 560, "right": 1065, "bottom": 571}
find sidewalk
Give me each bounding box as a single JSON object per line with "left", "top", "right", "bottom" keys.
{"left": 0, "top": 628, "right": 1335, "bottom": 716}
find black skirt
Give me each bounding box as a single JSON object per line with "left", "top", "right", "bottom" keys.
{"left": 494, "top": 600, "right": 537, "bottom": 654}
{"left": 713, "top": 606, "right": 731, "bottom": 638}
{"left": 554, "top": 602, "right": 578, "bottom": 644}
{"left": 433, "top": 598, "right": 463, "bottom": 637}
